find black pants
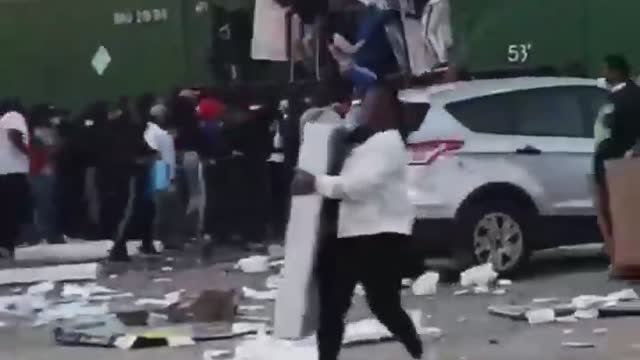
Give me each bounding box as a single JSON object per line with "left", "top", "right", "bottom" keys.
{"left": 316, "top": 233, "right": 423, "bottom": 360}
{"left": 0, "top": 174, "right": 30, "bottom": 253}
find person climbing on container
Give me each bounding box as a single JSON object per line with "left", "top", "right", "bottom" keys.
{"left": 593, "top": 55, "right": 640, "bottom": 270}
{"left": 293, "top": 84, "right": 423, "bottom": 360}
{"left": 0, "top": 99, "right": 31, "bottom": 259}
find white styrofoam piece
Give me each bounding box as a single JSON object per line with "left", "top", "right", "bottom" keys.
{"left": 0, "top": 263, "right": 99, "bottom": 285}
{"left": 236, "top": 256, "right": 270, "bottom": 273}
{"left": 275, "top": 123, "right": 341, "bottom": 339}
{"left": 243, "top": 287, "right": 277, "bottom": 301}
{"left": 15, "top": 240, "right": 163, "bottom": 264}
{"left": 412, "top": 272, "right": 439, "bottom": 296}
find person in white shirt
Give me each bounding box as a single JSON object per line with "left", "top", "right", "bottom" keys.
{"left": 294, "top": 85, "right": 423, "bottom": 360}
{"left": 0, "top": 101, "right": 31, "bottom": 259}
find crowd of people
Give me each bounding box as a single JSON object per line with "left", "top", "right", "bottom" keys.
{"left": 0, "top": 89, "right": 292, "bottom": 262}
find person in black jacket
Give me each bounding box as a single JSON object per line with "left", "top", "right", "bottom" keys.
{"left": 100, "top": 97, "right": 158, "bottom": 262}
{"left": 594, "top": 55, "right": 640, "bottom": 257}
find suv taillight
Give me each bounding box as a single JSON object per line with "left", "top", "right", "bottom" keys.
{"left": 408, "top": 140, "right": 464, "bottom": 166}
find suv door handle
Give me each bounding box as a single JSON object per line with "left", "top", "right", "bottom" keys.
{"left": 516, "top": 145, "right": 542, "bottom": 155}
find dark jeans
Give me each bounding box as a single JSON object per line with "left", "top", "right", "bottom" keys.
{"left": 154, "top": 187, "right": 186, "bottom": 249}
{"left": 30, "top": 175, "right": 62, "bottom": 243}
{"left": 0, "top": 173, "right": 30, "bottom": 253}
{"left": 316, "top": 233, "right": 423, "bottom": 360}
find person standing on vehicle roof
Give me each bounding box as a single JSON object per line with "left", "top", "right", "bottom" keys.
{"left": 593, "top": 55, "right": 640, "bottom": 263}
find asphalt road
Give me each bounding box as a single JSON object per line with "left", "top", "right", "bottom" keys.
{"left": 2, "top": 244, "right": 639, "bottom": 360}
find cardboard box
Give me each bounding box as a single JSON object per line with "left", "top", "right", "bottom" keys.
{"left": 606, "top": 158, "right": 640, "bottom": 278}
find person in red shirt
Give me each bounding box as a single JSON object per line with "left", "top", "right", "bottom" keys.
{"left": 28, "top": 105, "right": 65, "bottom": 244}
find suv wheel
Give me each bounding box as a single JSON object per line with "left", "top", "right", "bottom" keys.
{"left": 456, "top": 201, "right": 532, "bottom": 274}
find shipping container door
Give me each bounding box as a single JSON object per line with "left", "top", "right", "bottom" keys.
{"left": 451, "top": 0, "right": 587, "bottom": 72}
{"left": 0, "top": 0, "right": 49, "bottom": 104}
{"left": 43, "top": 0, "right": 188, "bottom": 110}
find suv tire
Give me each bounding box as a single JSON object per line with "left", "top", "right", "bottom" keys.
{"left": 455, "top": 200, "right": 533, "bottom": 275}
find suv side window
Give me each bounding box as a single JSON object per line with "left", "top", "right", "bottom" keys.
{"left": 576, "top": 87, "right": 609, "bottom": 138}
{"left": 445, "top": 93, "right": 517, "bottom": 134}
{"left": 512, "top": 87, "right": 585, "bottom": 137}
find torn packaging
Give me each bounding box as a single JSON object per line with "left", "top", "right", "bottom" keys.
{"left": 167, "top": 289, "right": 236, "bottom": 323}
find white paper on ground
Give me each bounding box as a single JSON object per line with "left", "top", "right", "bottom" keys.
{"left": 0, "top": 263, "right": 99, "bottom": 285}
{"left": 34, "top": 302, "right": 108, "bottom": 325}
{"left": 233, "top": 333, "right": 317, "bottom": 360}
{"left": 61, "top": 283, "right": 117, "bottom": 299}
{"left": 167, "top": 336, "right": 196, "bottom": 347}
{"left": 460, "top": 263, "right": 497, "bottom": 288}
{"left": 15, "top": 241, "right": 162, "bottom": 263}
{"left": 492, "top": 289, "right": 507, "bottom": 296}
{"left": 532, "top": 298, "right": 559, "bottom": 304}
{"left": 0, "top": 295, "right": 47, "bottom": 317}
{"left": 114, "top": 335, "right": 137, "bottom": 350}
{"left": 556, "top": 316, "right": 579, "bottom": 323}
{"left": 572, "top": 295, "right": 610, "bottom": 310}
{"left": 243, "top": 287, "right": 277, "bottom": 301}
{"left": 236, "top": 256, "right": 270, "bottom": 273}
{"left": 274, "top": 122, "right": 341, "bottom": 340}
{"left": 412, "top": 272, "right": 439, "bottom": 296}
{"left": 574, "top": 309, "right": 599, "bottom": 319}
{"left": 153, "top": 278, "right": 173, "bottom": 283}
{"left": 497, "top": 279, "right": 513, "bottom": 287}
{"left": 232, "top": 322, "right": 268, "bottom": 335}
{"left": 238, "top": 305, "right": 266, "bottom": 312}
{"left": 265, "top": 275, "right": 283, "bottom": 290}
{"left": 526, "top": 308, "right": 555, "bottom": 324}
{"left": 607, "top": 289, "right": 639, "bottom": 302}
{"left": 454, "top": 289, "right": 470, "bottom": 296}
{"left": 593, "top": 328, "right": 608, "bottom": 335}
{"left": 203, "top": 349, "right": 232, "bottom": 359}
{"left": 26, "top": 282, "right": 55, "bottom": 296}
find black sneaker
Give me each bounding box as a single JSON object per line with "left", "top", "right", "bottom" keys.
{"left": 139, "top": 244, "right": 160, "bottom": 256}
{"left": 108, "top": 247, "right": 131, "bottom": 262}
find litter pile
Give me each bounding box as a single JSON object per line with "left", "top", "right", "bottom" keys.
{"left": 453, "top": 264, "right": 511, "bottom": 296}
{"left": 489, "top": 288, "right": 640, "bottom": 324}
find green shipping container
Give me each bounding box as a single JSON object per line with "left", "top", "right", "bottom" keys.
{"left": 0, "top": 0, "right": 215, "bottom": 110}
{"left": 451, "top": 0, "right": 640, "bottom": 77}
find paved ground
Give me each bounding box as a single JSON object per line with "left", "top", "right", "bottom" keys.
{"left": 2, "top": 244, "right": 639, "bottom": 360}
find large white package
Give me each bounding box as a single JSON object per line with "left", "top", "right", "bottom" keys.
{"left": 274, "top": 122, "right": 342, "bottom": 339}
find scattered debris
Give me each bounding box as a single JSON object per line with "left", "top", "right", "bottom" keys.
{"left": 492, "top": 289, "right": 507, "bottom": 296}
{"left": 599, "top": 300, "right": 640, "bottom": 317}
{"left": 236, "top": 315, "right": 271, "bottom": 322}
{"left": 556, "top": 316, "right": 579, "bottom": 323}
{"left": 489, "top": 339, "right": 499, "bottom": 345}
{"left": 572, "top": 295, "right": 609, "bottom": 310}
{"left": 168, "top": 289, "right": 236, "bottom": 323}
{"left": 236, "top": 256, "right": 270, "bottom": 273}
{"left": 61, "top": 283, "right": 117, "bottom": 299}
{"left": 497, "top": 279, "right": 513, "bottom": 287}
{"left": 203, "top": 349, "right": 232, "bottom": 359}
{"left": 454, "top": 289, "right": 470, "bottom": 296}
{"left": 36, "top": 302, "right": 109, "bottom": 326}
{"left": 268, "top": 260, "right": 285, "bottom": 268}
{"left": 607, "top": 289, "right": 639, "bottom": 302}
{"left": 423, "top": 327, "right": 443, "bottom": 339}
{"left": 232, "top": 333, "right": 316, "bottom": 360}
{"left": 161, "top": 267, "right": 173, "bottom": 272}
{"left": 166, "top": 257, "right": 175, "bottom": 262}
{"left": 0, "top": 263, "right": 99, "bottom": 285}
{"left": 562, "top": 342, "right": 595, "bottom": 349}
{"left": 563, "top": 329, "right": 574, "bottom": 335}
{"left": 15, "top": 240, "right": 162, "bottom": 264}
{"left": 532, "top": 298, "right": 559, "bottom": 304}
{"left": 593, "top": 328, "right": 608, "bottom": 335}
{"left": 232, "top": 322, "right": 269, "bottom": 335}
{"left": 27, "top": 282, "right": 55, "bottom": 296}
{"left": 108, "top": 274, "right": 118, "bottom": 279}
{"left": 526, "top": 308, "right": 555, "bottom": 324}
{"left": 242, "top": 287, "right": 277, "bottom": 301}
{"left": 412, "top": 272, "right": 439, "bottom": 296}
{"left": 460, "top": 263, "right": 498, "bottom": 288}
{"left": 117, "top": 310, "right": 150, "bottom": 326}
{"left": 238, "top": 305, "right": 266, "bottom": 313}
{"left": 574, "top": 309, "right": 599, "bottom": 320}
{"left": 473, "top": 286, "right": 489, "bottom": 294}
{"left": 265, "top": 275, "right": 282, "bottom": 290}
{"left": 153, "top": 278, "right": 173, "bottom": 283}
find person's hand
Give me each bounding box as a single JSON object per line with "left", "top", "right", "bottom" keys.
{"left": 291, "top": 169, "right": 316, "bottom": 196}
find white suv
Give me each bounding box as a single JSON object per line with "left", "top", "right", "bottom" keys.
{"left": 401, "top": 77, "right": 608, "bottom": 274}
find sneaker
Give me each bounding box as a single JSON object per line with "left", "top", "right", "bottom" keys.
{"left": 108, "top": 247, "right": 131, "bottom": 262}
{"left": 139, "top": 244, "right": 160, "bottom": 256}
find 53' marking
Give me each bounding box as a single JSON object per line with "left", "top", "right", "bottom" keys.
{"left": 507, "top": 43, "right": 533, "bottom": 63}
